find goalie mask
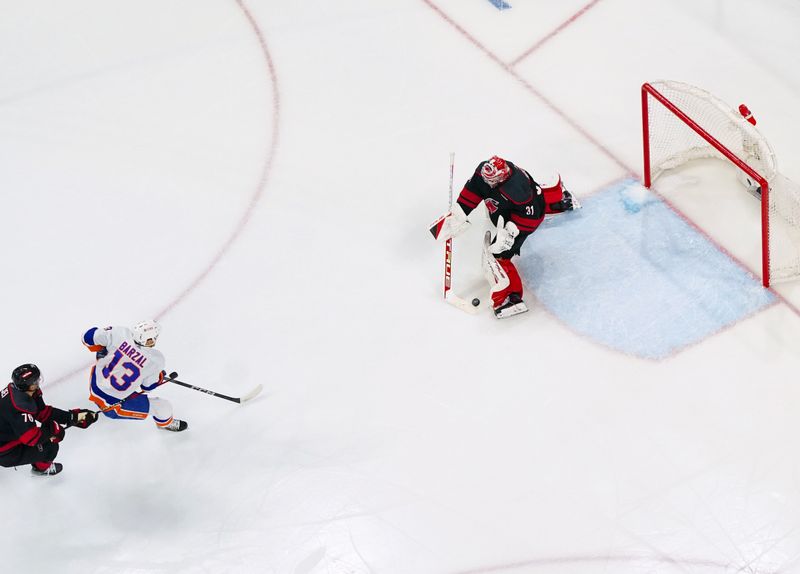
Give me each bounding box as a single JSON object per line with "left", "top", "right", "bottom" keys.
{"left": 133, "top": 320, "right": 161, "bottom": 347}
{"left": 481, "top": 156, "right": 511, "bottom": 187}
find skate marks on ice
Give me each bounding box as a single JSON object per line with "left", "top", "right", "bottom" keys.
{"left": 516, "top": 178, "right": 775, "bottom": 360}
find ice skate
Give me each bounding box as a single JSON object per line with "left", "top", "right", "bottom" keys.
{"left": 493, "top": 293, "right": 528, "bottom": 319}
{"left": 30, "top": 462, "right": 63, "bottom": 476}
{"left": 160, "top": 419, "right": 188, "bottom": 432}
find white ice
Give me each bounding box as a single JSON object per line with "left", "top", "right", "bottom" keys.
{"left": 1, "top": 1, "right": 800, "bottom": 573}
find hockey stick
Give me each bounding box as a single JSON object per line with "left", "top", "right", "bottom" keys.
{"left": 444, "top": 151, "right": 454, "bottom": 299}
{"left": 92, "top": 372, "right": 180, "bottom": 414}
{"left": 169, "top": 377, "right": 263, "bottom": 404}
{"left": 442, "top": 152, "right": 485, "bottom": 315}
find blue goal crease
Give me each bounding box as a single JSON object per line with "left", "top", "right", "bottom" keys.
{"left": 487, "top": 0, "right": 512, "bottom": 10}
{"left": 516, "top": 178, "right": 775, "bottom": 360}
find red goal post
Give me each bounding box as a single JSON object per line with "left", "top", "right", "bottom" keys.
{"left": 640, "top": 80, "right": 800, "bottom": 288}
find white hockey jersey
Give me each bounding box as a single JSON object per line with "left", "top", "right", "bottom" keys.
{"left": 83, "top": 326, "right": 166, "bottom": 401}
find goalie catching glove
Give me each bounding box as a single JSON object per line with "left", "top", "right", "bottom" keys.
{"left": 429, "top": 204, "right": 470, "bottom": 241}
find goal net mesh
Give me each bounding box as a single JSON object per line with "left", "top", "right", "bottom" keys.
{"left": 644, "top": 79, "right": 800, "bottom": 285}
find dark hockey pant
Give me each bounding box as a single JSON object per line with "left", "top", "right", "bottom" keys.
{"left": 0, "top": 441, "right": 59, "bottom": 471}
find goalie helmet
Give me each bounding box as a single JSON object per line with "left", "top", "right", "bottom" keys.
{"left": 481, "top": 156, "right": 511, "bottom": 187}
{"left": 133, "top": 320, "right": 161, "bottom": 347}
{"left": 11, "top": 363, "right": 42, "bottom": 391}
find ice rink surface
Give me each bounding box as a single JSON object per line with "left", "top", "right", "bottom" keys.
{"left": 2, "top": 1, "right": 800, "bottom": 572}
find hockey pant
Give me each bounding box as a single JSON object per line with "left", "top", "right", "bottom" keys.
{"left": 487, "top": 256, "right": 523, "bottom": 309}
{"left": 89, "top": 370, "right": 176, "bottom": 428}
{"left": 0, "top": 441, "right": 59, "bottom": 470}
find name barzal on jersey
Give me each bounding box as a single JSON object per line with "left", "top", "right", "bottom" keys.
{"left": 84, "top": 326, "right": 166, "bottom": 401}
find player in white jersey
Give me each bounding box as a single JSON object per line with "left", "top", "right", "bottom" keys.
{"left": 82, "top": 320, "right": 187, "bottom": 432}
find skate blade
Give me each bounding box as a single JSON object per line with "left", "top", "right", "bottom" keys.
{"left": 494, "top": 302, "right": 529, "bottom": 319}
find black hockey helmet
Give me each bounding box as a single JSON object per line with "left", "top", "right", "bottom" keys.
{"left": 11, "top": 363, "right": 42, "bottom": 391}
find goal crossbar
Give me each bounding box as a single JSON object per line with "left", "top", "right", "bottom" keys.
{"left": 641, "top": 81, "right": 772, "bottom": 286}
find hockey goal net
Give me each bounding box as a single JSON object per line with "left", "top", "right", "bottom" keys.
{"left": 642, "top": 79, "right": 800, "bottom": 287}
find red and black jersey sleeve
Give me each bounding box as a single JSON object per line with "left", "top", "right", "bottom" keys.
{"left": 456, "top": 166, "right": 492, "bottom": 216}
{"left": 0, "top": 385, "right": 42, "bottom": 451}
{"left": 0, "top": 385, "right": 69, "bottom": 454}
{"left": 31, "top": 390, "right": 70, "bottom": 426}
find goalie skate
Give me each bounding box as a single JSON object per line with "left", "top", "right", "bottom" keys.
{"left": 493, "top": 293, "right": 528, "bottom": 319}
{"left": 566, "top": 190, "right": 581, "bottom": 210}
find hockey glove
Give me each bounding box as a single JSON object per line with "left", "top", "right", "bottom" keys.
{"left": 489, "top": 216, "right": 520, "bottom": 255}
{"left": 43, "top": 420, "right": 65, "bottom": 443}
{"left": 140, "top": 371, "right": 169, "bottom": 393}
{"left": 95, "top": 347, "right": 108, "bottom": 360}
{"left": 69, "top": 408, "right": 98, "bottom": 429}
{"left": 429, "top": 205, "right": 470, "bottom": 241}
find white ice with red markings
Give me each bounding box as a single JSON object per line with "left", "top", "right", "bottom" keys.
{"left": 2, "top": 1, "right": 800, "bottom": 573}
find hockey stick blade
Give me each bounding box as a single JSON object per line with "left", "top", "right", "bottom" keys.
{"left": 238, "top": 384, "right": 263, "bottom": 404}
{"left": 445, "top": 291, "right": 482, "bottom": 315}
{"left": 169, "top": 377, "right": 263, "bottom": 404}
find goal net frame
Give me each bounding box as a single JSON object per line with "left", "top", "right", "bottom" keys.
{"left": 641, "top": 80, "right": 774, "bottom": 286}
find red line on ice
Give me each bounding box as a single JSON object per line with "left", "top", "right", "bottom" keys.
{"left": 157, "top": 0, "right": 280, "bottom": 319}
{"left": 49, "top": 0, "right": 280, "bottom": 388}
{"left": 510, "top": 0, "right": 604, "bottom": 66}
{"left": 420, "top": 0, "right": 632, "bottom": 176}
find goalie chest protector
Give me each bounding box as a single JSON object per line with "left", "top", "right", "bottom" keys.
{"left": 493, "top": 167, "right": 545, "bottom": 224}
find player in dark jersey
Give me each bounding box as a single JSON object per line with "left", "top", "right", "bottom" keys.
{"left": 0, "top": 364, "right": 97, "bottom": 476}
{"left": 432, "top": 156, "right": 578, "bottom": 318}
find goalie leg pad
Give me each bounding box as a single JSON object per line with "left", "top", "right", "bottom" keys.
{"left": 542, "top": 175, "right": 565, "bottom": 207}
{"left": 491, "top": 258, "right": 523, "bottom": 309}
{"left": 542, "top": 174, "right": 580, "bottom": 213}
{"left": 483, "top": 232, "right": 510, "bottom": 293}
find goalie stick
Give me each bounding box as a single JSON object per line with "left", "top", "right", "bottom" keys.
{"left": 444, "top": 152, "right": 455, "bottom": 299}
{"left": 441, "top": 152, "right": 487, "bottom": 315}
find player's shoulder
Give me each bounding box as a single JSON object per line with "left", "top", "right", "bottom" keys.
{"left": 0, "top": 384, "right": 35, "bottom": 414}
{"left": 508, "top": 162, "right": 529, "bottom": 181}
{"left": 0, "top": 384, "right": 12, "bottom": 406}
{"left": 467, "top": 167, "right": 492, "bottom": 193}
{"left": 104, "top": 325, "right": 133, "bottom": 344}
{"left": 92, "top": 325, "right": 131, "bottom": 338}
{"left": 144, "top": 347, "right": 166, "bottom": 364}
{"left": 499, "top": 169, "right": 537, "bottom": 205}
{"left": 111, "top": 325, "right": 133, "bottom": 337}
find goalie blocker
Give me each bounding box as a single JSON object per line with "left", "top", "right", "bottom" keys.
{"left": 430, "top": 155, "right": 579, "bottom": 318}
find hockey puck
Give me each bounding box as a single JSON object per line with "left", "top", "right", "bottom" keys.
{"left": 471, "top": 298, "right": 480, "bottom": 307}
